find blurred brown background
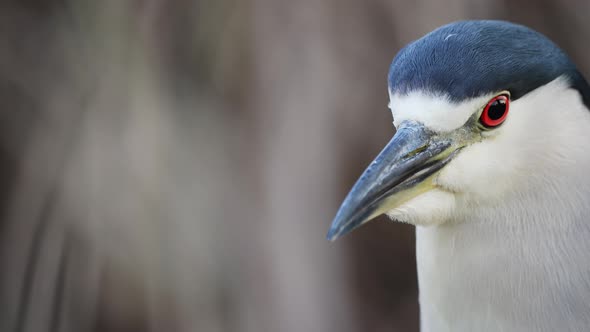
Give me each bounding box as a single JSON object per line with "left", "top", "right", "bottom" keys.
{"left": 0, "top": 1, "right": 588, "bottom": 331}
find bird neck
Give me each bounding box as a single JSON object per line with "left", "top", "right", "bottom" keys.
{"left": 416, "top": 169, "right": 590, "bottom": 332}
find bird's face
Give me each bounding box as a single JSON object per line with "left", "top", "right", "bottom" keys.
{"left": 327, "top": 77, "right": 584, "bottom": 240}
{"left": 384, "top": 84, "right": 551, "bottom": 226}
{"left": 327, "top": 20, "right": 590, "bottom": 240}
{"left": 383, "top": 90, "right": 516, "bottom": 226}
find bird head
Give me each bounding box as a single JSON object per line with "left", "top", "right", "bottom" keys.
{"left": 327, "top": 20, "right": 590, "bottom": 240}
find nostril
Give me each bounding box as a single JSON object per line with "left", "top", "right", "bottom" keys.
{"left": 402, "top": 143, "right": 430, "bottom": 159}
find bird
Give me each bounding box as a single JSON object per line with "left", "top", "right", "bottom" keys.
{"left": 327, "top": 20, "right": 590, "bottom": 332}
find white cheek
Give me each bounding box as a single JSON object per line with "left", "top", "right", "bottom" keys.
{"left": 437, "top": 97, "right": 531, "bottom": 200}
{"left": 436, "top": 117, "right": 530, "bottom": 202}
{"left": 436, "top": 77, "right": 588, "bottom": 202}
{"left": 386, "top": 189, "right": 456, "bottom": 226}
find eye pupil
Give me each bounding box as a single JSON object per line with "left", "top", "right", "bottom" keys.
{"left": 487, "top": 100, "right": 506, "bottom": 120}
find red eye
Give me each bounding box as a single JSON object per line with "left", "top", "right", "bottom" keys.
{"left": 480, "top": 95, "right": 509, "bottom": 128}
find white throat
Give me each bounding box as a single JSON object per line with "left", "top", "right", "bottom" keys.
{"left": 412, "top": 79, "right": 590, "bottom": 332}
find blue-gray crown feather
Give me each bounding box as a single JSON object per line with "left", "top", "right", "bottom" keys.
{"left": 388, "top": 20, "right": 590, "bottom": 108}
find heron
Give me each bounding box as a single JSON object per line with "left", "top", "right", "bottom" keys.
{"left": 327, "top": 20, "right": 590, "bottom": 331}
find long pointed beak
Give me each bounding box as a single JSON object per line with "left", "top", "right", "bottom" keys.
{"left": 327, "top": 121, "right": 458, "bottom": 241}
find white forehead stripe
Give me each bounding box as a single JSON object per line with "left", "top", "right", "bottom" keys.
{"left": 388, "top": 91, "right": 495, "bottom": 132}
